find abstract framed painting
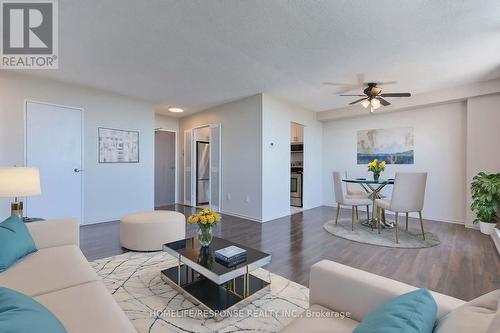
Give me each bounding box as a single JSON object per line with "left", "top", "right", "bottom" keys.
{"left": 98, "top": 127, "right": 139, "bottom": 163}
{"left": 357, "top": 127, "right": 414, "bottom": 164}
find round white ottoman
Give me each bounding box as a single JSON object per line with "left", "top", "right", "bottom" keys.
{"left": 120, "top": 211, "right": 186, "bottom": 251}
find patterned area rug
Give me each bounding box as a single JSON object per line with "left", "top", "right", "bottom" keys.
{"left": 323, "top": 219, "right": 440, "bottom": 248}
{"left": 91, "top": 252, "right": 309, "bottom": 333}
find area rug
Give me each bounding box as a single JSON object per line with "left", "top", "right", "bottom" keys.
{"left": 323, "top": 219, "right": 440, "bottom": 248}
{"left": 91, "top": 252, "right": 309, "bottom": 333}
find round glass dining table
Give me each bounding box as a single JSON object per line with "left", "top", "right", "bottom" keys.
{"left": 342, "top": 177, "right": 395, "bottom": 228}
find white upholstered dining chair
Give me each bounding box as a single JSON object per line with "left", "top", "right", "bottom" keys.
{"left": 375, "top": 172, "right": 428, "bottom": 243}
{"left": 333, "top": 172, "right": 372, "bottom": 231}
{"left": 344, "top": 171, "right": 370, "bottom": 220}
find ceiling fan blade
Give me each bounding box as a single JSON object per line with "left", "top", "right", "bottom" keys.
{"left": 335, "top": 86, "right": 364, "bottom": 94}
{"left": 340, "top": 94, "right": 366, "bottom": 97}
{"left": 380, "top": 93, "right": 411, "bottom": 97}
{"left": 323, "top": 82, "right": 366, "bottom": 94}
{"left": 377, "top": 97, "right": 391, "bottom": 106}
{"left": 377, "top": 81, "right": 397, "bottom": 86}
{"left": 349, "top": 98, "right": 367, "bottom": 105}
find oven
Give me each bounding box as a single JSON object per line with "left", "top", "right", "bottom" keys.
{"left": 291, "top": 171, "right": 303, "bottom": 207}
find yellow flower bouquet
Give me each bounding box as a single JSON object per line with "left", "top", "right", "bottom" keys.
{"left": 367, "top": 159, "right": 386, "bottom": 180}
{"left": 187, "top": 209, "right": 222, "bottom": 246}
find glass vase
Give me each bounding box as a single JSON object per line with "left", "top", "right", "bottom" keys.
{"left": 197, "top": 224, "right": 214, "bottom": 247}
{"left": 373, "top": 172, "right": 380, "bottom": 181}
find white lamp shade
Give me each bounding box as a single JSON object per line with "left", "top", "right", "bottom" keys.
{"left": 360, "top": 99, "right": 370, "bottom": 108}
{"left": 0, "top": 167, "right": 41, "bottom": 197}
{"left": 370, "top": 98, "right": 381, "bottom": 109}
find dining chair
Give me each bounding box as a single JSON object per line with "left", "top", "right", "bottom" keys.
{"left": 333, "top": 172, "right": 372, "bottom": 231}
{"left": 344, "top": 171, "right": 370, "bottom": 220}
{"left": 374, "top": 172, "right": 428, "bottom": 243}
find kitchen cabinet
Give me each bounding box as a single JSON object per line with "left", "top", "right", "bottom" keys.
{"left": 291, "top": 124, "right": 304, "bottom": 143}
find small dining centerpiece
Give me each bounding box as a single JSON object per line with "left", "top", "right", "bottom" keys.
{"left": 367, "top": 159, "right": 386, "bottom": 181}
{"left": 187, "top": 209, "right": 222, "bottom": 247}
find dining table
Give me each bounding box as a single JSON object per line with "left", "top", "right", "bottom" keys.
{"left": 342, "top": 177, "right": 395, "bottom": 229}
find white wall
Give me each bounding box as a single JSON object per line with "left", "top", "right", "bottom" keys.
{"left": 466, "top": 93, "right": 500, "bottom": 227}
{"left": 0, "top": 72, "right": 155, "bottom": 224}
{"left": 179, "top": 94, "right": 263, "bottom": 221}
{"left": 262, "top": 95, "right": 323, "bottom": 222}
{"left": 322, "top": 102, "right": 467, "bottom": 224}
{"left": 155, "top": 114, "right": 179, "bottom": 133}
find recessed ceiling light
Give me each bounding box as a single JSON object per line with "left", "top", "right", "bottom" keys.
{"left": 168, "top": 107, "right": 184, "bottom": 113}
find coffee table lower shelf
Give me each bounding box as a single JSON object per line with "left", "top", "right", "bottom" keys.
{"left": 161, "top": 265, "right": 270, "bottom": 312}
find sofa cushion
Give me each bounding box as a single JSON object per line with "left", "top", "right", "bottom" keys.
{"left": 434, "top": 289, "right": 500, "bottom": 333}
{"left": 353, "top": 288, "right": 437, "bottom": 333}
{"left": 0, "top": 286, "right": 66, "bottom": 333}
{"left": 0, "top": 245, "right": 98, "bottom": 297}
{"left": 0, "top": 216, "right": 37, "bottom": 272}
{"left": 280, "top": 304, "right": 359, "bottom": 333}
{"left": 35, "top": 280, "right": 137, "bottom": 333}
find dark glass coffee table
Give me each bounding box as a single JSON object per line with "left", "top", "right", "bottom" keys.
{"left": 161, "top": 237, "right": 272, "bottom": 313}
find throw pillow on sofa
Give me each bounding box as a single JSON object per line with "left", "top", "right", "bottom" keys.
{"left": 0, "top": 215, "right": 37, "bottom": 272}
{"left": 0, "top": 287, "right": 66, "bottom": 333}
{"left": 434, "top": 289, "right": 500, "bottom": 333}
{"left": 353, "top": 288, "right": 437, "bottom": 333}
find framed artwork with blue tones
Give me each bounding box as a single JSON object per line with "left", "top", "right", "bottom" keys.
{"left": 357, "top": 127, "right": 414, "bottom": 164}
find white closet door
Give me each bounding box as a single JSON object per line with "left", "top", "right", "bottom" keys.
{"left": 25, "top": 101, "right": 83, "bottom": 222}
{"left": 209, "top": 124, "right": 222, "bottom": 211}
{"left": 183, "top": 129, "right": 192, "bottom": 205}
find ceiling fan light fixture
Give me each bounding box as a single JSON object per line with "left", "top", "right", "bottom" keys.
{"left": 360, "top": 99, "right": 370, "bottom": 108}
{"left": 370, "top": 98, "right": 381, "bottom": 109}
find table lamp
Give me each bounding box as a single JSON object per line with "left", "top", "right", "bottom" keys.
{"left": 0, "top": 167, "right": 41, "bottom": 218}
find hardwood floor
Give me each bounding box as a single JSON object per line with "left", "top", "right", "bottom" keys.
{"left": 80, "top": 204, "right": 500, "bottom": 301}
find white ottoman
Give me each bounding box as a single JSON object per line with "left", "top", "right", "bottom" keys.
{"left": 120, "top": 211, "right": 186, "bottom": 251}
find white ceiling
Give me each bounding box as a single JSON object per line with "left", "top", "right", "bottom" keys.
{"left": 9, "top": 0, "right": 500, "bottom": 116}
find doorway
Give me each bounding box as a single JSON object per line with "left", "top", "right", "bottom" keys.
{"left": 290, "top": 122, "right": 304, "bottom": 214}
{"left": 196, "top": 141, "right": 210, "bottom": 206}
{"left": 25, "top": 101, "right": 83, "bottom": 223}
{"left": 183, "top": 124, "right": 222, "bottom": 211}
{"left": 154, "top": 130, "right": 176, "bottom": 208}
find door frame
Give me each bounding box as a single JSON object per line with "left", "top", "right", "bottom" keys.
{"left": 184, "top": 124, "right": 222, "bottom": 210}
{"left": 23, "top": 99, "right": 85, "bottom": 223}
{"left": 195, "top": 140, "right": 210, "bottom": 206}
{"left": 154, "top": 128, "right": 179, "bottom": 206}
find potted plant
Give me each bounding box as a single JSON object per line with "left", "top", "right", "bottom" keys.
{"left": 470, "top": 172, "right": 500, "bottom": 235}
{"left": 367, "top": 159, "right": 386, "bottom": 181}
{"left": 187, "top": 209, "right": 222, "bottom": 246}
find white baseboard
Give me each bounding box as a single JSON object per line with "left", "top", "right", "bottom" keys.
{"left": 220, "top": 210, "right": 262, "bottom": 223}
{"left": 492, "top": 228, "right": 500, "bottom": 256}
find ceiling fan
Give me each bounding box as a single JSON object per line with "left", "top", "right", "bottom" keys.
{"left": 337, "top": 82, "right": 411, "bottom": 113}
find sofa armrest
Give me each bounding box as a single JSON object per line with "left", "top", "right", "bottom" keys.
{"left": 26, "top": 218, "right": 80, "bottom": 249}
{"left": 309, "top": 260, "right": 465, "bottom": 322}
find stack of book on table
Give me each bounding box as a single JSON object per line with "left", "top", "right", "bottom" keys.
{"left": 215, "top": 245, "right": 247, "bottom": 267}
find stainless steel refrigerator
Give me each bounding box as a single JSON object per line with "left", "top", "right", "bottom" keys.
{"left": 196, "top": 141, "right": 210, "bottom": 205}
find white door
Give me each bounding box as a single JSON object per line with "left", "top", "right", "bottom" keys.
{"left": 25, "top": 101, "right": 83, "bottom": 223}
{"left": 209, "top": 124, "right": 222, "bottom": 211}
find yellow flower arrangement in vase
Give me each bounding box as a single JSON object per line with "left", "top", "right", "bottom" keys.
{"left": 187, "top": 209, "right": 222, "bottom": 246}
{"left": 367, "top": 159, "right": 386, "bottom": 181}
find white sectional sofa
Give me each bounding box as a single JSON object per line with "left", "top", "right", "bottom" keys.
{"left": 281, "top": 260, "right": 499, "bottom": 333}
{"left": 0, "top": 218, "right": 136, "bottom": 333}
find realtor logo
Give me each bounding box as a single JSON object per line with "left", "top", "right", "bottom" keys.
{"left": 1, "top": 0, "right": 58, "bottom": 69}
